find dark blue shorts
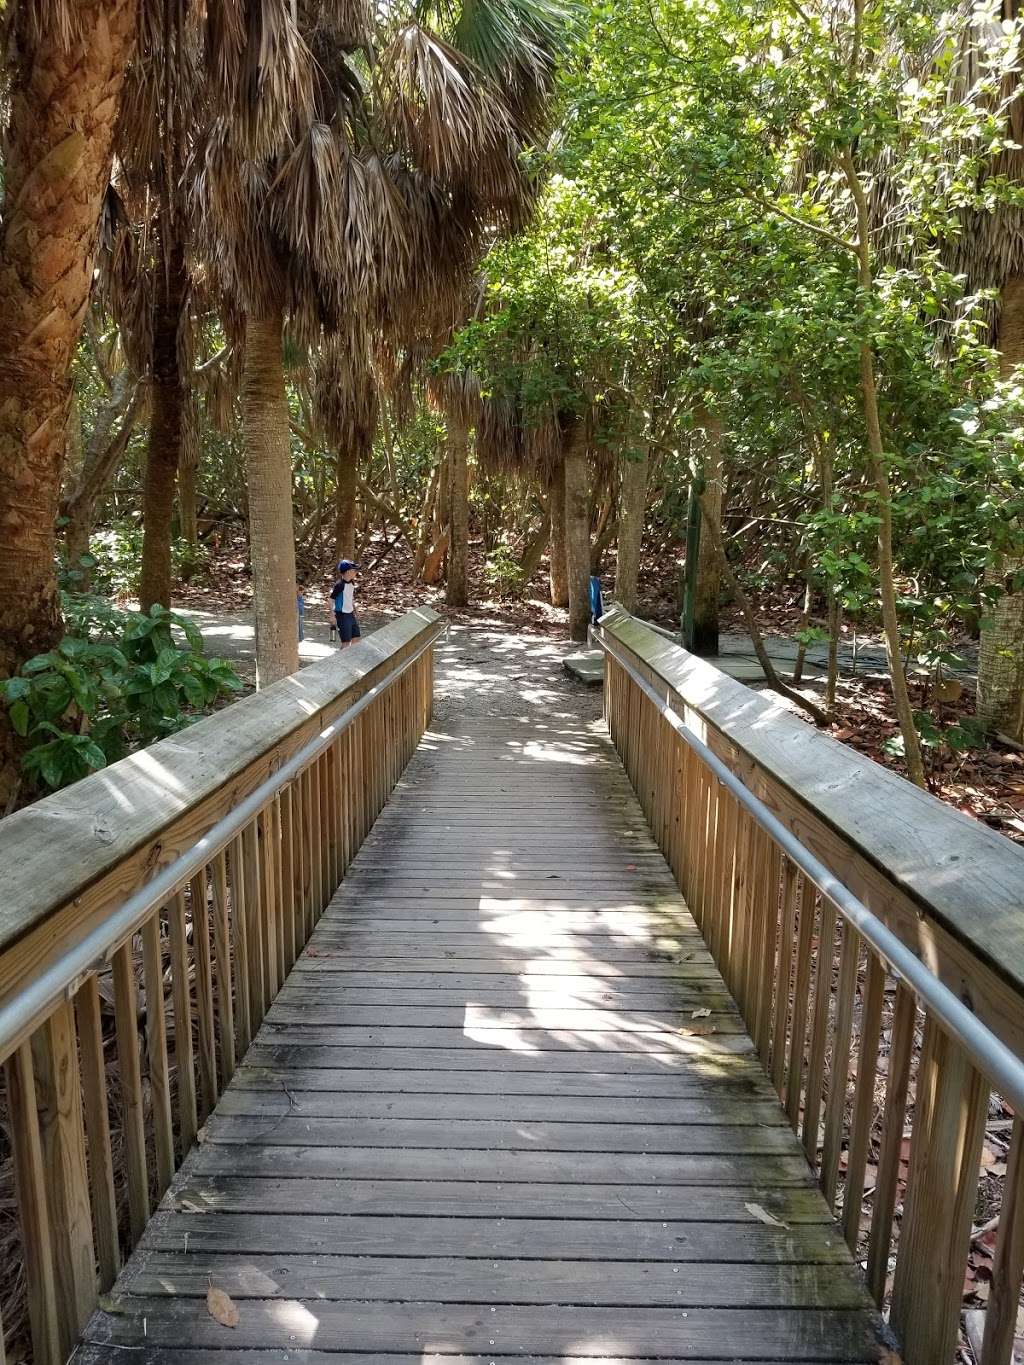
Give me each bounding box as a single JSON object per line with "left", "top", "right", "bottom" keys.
{"left": 336, "top": 611, "right": 360, "bottom": 642}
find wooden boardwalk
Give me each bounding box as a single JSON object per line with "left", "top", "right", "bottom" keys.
{"left": 77, "top": 699, "right": 886, "bottom": 1363}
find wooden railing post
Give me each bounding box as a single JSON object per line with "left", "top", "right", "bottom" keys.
{"left": 30, "top": 1000, "right": 96, "bottom": 1355}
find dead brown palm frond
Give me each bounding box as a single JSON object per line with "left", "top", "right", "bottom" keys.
{"left": 383, "top": 24, "right": 526, "bottom": 201}
{"left": 312, "top": 332, "right": 380, "bottom": 455}
{"left": 476, "top": 392, "right": 523, "bottom": 473}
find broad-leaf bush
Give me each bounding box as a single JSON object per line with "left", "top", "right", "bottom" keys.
{"left": 1, "top": 602, "right": 242, "bottom": 792}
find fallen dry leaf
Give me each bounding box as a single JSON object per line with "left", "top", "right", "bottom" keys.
{"left": 691, "top": 1007, "right": 712, "bottom": 1019}
{"left": 207, "top": 1285, "right": 240, "bottom": 1329}
{"left": 745, "top": 1202, "right": 789, "bottom": 1229}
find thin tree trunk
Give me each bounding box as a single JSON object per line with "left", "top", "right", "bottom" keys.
{"left": 0, "top": 0, "right": 137, "bottom": 802}
{"left": 842, "top": 148, "right": 927, "bottom": 787}
{"left": 693, "top": 406, "right": 723, "bottom": 655}
{"left": 62, "top": 368, "right": 141, "bottom": 586}
{"left": 243, "top": 310, "right": 299, "bottom": 687}
{"left": 615, "top": 447, "right": 649, "bottom": 612}
{"left": 519, "top": 511, "right": 552, "bottom": 587}
{"left": 446, "top": 415, "right": 470, "bottom": 607}
{"left": 414, "top": 463, "right": 440, "bottom": 575}
{"left": 548, "top": 467, "right": 568, "bottom": 607}
{"left": 978, "top": 276, "right": 1024, "bottom": 741}
{"left": 335, "top": 451, "right": 358, "bottom": 563}
{"left": 139, "top": 231, "right": 188, "bottom": 612}
{"left": 564, "top": 423, "right": 591, "bottom": 642}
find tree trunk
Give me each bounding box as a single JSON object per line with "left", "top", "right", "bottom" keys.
{"left": 446, "top": 415, "right": 470, "bottom": 608}
{"left": 563, "top": 423, "right": 591, "bottom": 642}
{"left": 62, "top": 367, "right": 141, "bottom": 587}
{"left": 615, "top": 447, "right": 648, "bottom": 612}
{"left": 139, "top": 231, "right": 188, "bottom": 612}
{"left": 0, "top": 0, "right": 137, "bottom": 802}
{"left": 243, "top": 310, "right": 299, "bottom": 687}
{"left": 548, "top": 468, "right": 568, "bottom": 607}
{"left": 978, "top": 276, "right": 1024, "bottom": 741}
{"left": 519, "top": 511, "right": 552, "bottom": 588}
{"left": 178, "top": 462, "right": 198, "bottom": 548}
{"left": 414, "top": 463, "right": 440, "bottom": 575}
{"left": 692, "top": 406, "right": 723, "bottom": 655}
{"left": 842, "top": 148, "right": 926, "bottom": 787}
{"left": 335, "top": 451, "right": 358, "bottom": 563}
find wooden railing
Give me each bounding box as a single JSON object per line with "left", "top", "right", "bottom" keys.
{"left": 595, "top": 608, "right": 1024, "bottom": 1365}
{"left": 0, "top": 607, "right": 441, "bottom": 1365}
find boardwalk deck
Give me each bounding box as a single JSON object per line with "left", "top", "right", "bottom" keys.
{"left": 76, "top": 690, "right": 886, "bottom": 1364}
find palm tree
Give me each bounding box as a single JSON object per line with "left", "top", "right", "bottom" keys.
{"left": 194, "top": 0, "right": 569, "bottom": 684}
{"left": 0, "top": 0, "right": 141, "bottom": 800}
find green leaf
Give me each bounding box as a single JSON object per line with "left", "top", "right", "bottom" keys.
{"left": 10, "top": 700, "right": 30, "bottom": 737}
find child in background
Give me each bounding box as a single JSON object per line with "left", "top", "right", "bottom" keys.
{"left": 330, "top": 560, "right": 361, "bottom": 648}
{"left": 296, "top": 583, "right": 306, "bottom": 642}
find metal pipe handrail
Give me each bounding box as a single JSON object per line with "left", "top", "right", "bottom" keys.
{"left": 0, "top": 621, "right": 444, "bottom": 1062}
{"left": 593, "top": 623, "right": 1024, "bottom": 1113}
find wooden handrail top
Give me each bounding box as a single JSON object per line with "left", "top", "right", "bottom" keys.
{"left": 0, "top": 607, "right": 441, "bottom": 957}
{"left": 598, "top": 609, "right": 1024, "bottom": 1006}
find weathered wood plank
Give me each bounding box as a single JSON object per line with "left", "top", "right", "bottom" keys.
{"left": 84, "top": 1300, "right": 883, "bottom": 1359}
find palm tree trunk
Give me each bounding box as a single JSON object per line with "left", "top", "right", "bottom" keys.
{"left": 243, "top": 310, "right": 300, "bottom": 687}
{"left": 978, "top": 276, "right": 1024, "bottom": 742}
{"left": 548, "top": 468, "right": 568, "bottom": 607}
{"left": 693, "top": 406, "right": 723, "bottom": 655}
{"left": 564, "top": 423, "right": 591, "bottom": 642}
{"left": 615, "top": 447, "right": 649, "bottom": 612}
{"left": 139, "top": 231, "right": 188, "bottom": 612}
{"left": 519, "top": 511, "right": 552, "bottom": 588}
{"left": 0, "top": 0, "right": 137, "bottom": 802}
{"left": 446, "top": 415, "right": 470, "bottom": 607}
{"left": 335, "top": 451, "right": 358, "bottom": 563}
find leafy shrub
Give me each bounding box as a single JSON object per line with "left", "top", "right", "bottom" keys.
{"left": 483, "top": 544, "right": 525, "bottom": 596}
{"left": 1, "top": 603, "right": 242, "bottom": 792}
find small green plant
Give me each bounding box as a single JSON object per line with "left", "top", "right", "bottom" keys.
{"left": 1, "top": 603, "right": 243, "bottom": 792}
{"left": 483, "top": 543, "right": 526, "bottom": 597}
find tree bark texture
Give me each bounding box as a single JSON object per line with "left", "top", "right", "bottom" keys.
{"left": 242, "top": 311, "right": 300, "bottom": 688}
{"left": 446, "top": 415, "right": 470, "bottom": 608}
{"left": 334, "top": 449, "right": 359, "bottom": 564}
{"left": 563, "top": 423, "right": 591, "bottom": 643}
{"left": 547, "top": 467, "right": 568, "bottom": 607}
{"left": 615, "top": 447, "right": 648, "bottom": 613}
{"left": 693, "top": 407, "right": 723, "bottom": 656}
{"left": 0, "top": 0, "right": 137, "bottom": 800}
{"left": 978, "top": 276, "right": 1024, "bottom": 741}
{"left": 139, "top": 231, "right": 189, "bottom": 612}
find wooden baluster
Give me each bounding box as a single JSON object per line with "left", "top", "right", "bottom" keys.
{"left": 211, "top": 849, "right": 238, "bottom": 1077}
{"left": 866, "top": 979, "right": 916, "bottom": 1304}
{"left": 802, "top": 898, "right": 836, "bottom": 1169}
{"left": 75, "top": 976, "right": 120, "bottom": 1289}
{"left": 752, "top": 840, "right": 781, "bottom": 1065}
{"left": 169, "top": 890, "right": 198, "bottom": 1155}
{"left": 702, "top": 778, "right": 723, "bottom": 962}
{"left": 716, "top": 793, "right": 738, "bottom": 988}
{"left": 315, "top": 752, "right": 328, "bottom": 909}
{"left": 141, "top": 913, "right": 175, "bottom": 1193}
{"left": 841, "top": 951, "right": 885, "bottom": 1249}
{"left": 279, "top": 786, "right": 297, "bottom": 971}
{"left": 891, "top": 1017, "right": 988, "bottom": 1362}
{"left": 334, "top": 733, "right": 347, "bottom": 880}
{"left": 112, "top": 941, "right": 149, "bottom": 1239}
{"left": 728, "top": 809, "right": 752, "bottom": 1014}
{"left": 189, "top": 869, "right": 218, "bottom": 1119}
{"left": 820, "top": 923, "right": 860, "bottom": 1207}
{"left": 258, "top": 805, "right": 280, "bottom": 1001}
{"left": 30, "top": 1000, "right": 96, "bottom": 1353}
{"left": 740, "top": 824, "right": 766, "bottom": 1038}
{"left": 982, "top": 1116, "right": 1024, "bottom": 1364}
{"left": 770, "top": 858, "right": 799, "bottom": 1099}
{"left": 5, "top": 1041, "right": 61, "bottom": 1365}
{"left": 323, "top": 745, "right": 338, "bottom": 900}
{"left": 667, "top": 729, "right": 685, "bottom": 886}
{"left": 242, "top": 821, "right": 266, "bottom": 1025}
{"left": 784, "top": 878, "right": 817, "bottom": 1130}
{"left": 229, "top": 834, "right": 253, "bottom": 1055}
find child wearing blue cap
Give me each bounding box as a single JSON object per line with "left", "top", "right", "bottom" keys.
{"left": 330, "top": 560, "right": 361, "bottom": 647}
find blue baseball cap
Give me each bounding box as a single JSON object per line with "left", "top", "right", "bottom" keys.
{"left": 337, "top": 560, "right": 361, "bottom": 573}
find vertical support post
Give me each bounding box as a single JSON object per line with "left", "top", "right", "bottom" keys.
{"left": 112, "top": 941, "right": 149, "bottom": 1241}
{"left": 30, "top": 1001, "right": 96, "bottom": 1354}
{"left": 681, "top": 474, "right": 703, "bottom": 651}
{"left": 75, "top": 977, "right": 120, "bottom": 1290}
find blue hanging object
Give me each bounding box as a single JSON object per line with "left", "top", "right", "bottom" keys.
{"left": 589, "top": 575, "right": 604, "bottom": 623}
